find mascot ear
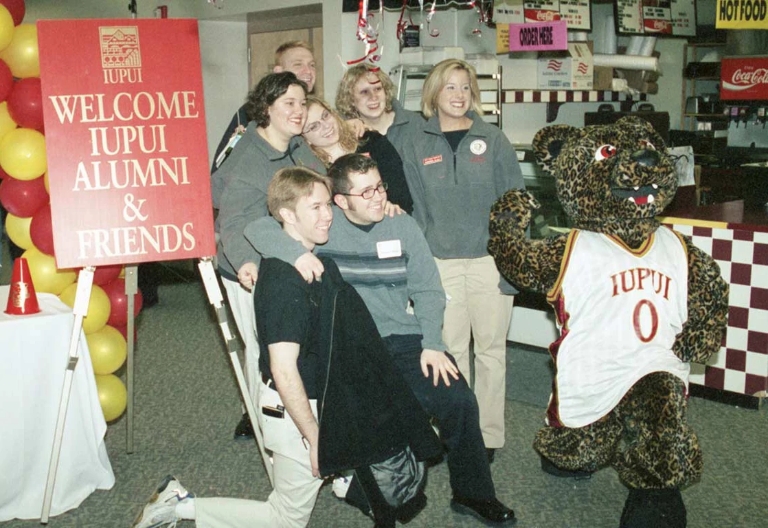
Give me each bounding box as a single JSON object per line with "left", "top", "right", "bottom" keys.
{"left": 615, "top": 116, "right": 666, "bottom": 148}
{"left": 532, "top": 124, "right": 580, "bottom": 175}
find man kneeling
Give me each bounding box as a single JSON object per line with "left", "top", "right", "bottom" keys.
{"left": 133, "top": 167, "right": 440, "bottom": 528}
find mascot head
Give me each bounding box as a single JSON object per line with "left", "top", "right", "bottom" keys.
{"left": 532, "top": 116, "right": 677, "bottom": 246}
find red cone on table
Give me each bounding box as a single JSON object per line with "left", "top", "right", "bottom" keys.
{"left": 5, "top": 257, "right": 41, "bottom": 315}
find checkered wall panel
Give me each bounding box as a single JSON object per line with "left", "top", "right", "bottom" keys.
{"left": 671, "top": 224, "right": 768, "bottom": 398}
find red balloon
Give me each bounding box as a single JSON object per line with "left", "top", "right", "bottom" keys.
{"left": 0, "top": 173, "right": 47, "bottom": 216}
{"left": 113, "top": 323, "right": 139, "bottom": 344}
{"left": 29, "top": 202, "right": 54, "bottom": 255}
{"left": 0, "top": 60, "right": 12, "bottom": 103}
{"left": 0, "top": 0, "right": 24, "bottom": 26}
{"left": 102, "top": 278, "right": 143, "bottom": 327}
{"left": 93, "top": 264, "right": 123, "bottom": 286}
{"left": 8, "top": 77, "right": 43, "bottom": 131}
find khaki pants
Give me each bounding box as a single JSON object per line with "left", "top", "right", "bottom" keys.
{"left": 222, "top": 277, "right": 260, "bottom": 407}
{"left": 194, "top": 383, "right": 322, "bottom": 528}
{"left": 435, "top": 255, "right": 514, "bottom": 449}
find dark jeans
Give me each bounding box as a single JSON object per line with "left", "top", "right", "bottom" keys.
{"left": 382, "top": 334, "right": 495, "bottom": 500}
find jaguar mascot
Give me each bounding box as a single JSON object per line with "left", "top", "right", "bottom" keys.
{"left": 488, "top": 116, "right": 728, "bottom": 527}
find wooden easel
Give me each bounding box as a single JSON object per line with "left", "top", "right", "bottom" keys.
{"left": 40, "top": 259, "right": 273, "bottom": 523}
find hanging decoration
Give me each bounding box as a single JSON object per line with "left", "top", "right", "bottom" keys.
{"left": 208, "top": 0, "right": 223, "bottom": 8}
{"left": 346, "top": 0, "right": 384, "bottom": 71}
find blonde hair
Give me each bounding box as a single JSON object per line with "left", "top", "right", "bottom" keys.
{"left": 274, "top": 41, "right": 314, "bottom": 68}
{"left": 421, "top": 59, "right": 483, "bottom": 119}
{"left": 335, "top": 64, "right": 396, "bottom": 120}
{"left": 267, "top": 166, "right": 331, "bottom": 223}
{"left": 304, "top": 96, "right": 359, "bottom": 166}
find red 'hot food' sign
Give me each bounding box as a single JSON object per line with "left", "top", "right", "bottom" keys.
{"left": 720, "top": 56, "right": 768, "bottom": 101}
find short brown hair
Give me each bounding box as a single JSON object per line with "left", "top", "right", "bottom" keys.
{"left": 268, "top": 166, "right": 331, "bottom": 223}
{"left": 335, "top": 64, "right": 396, "bottom": 119}
{"left": 421, "top": 59, "right": 483, "bottom": 119}
{"left": 245, "top": 72, "right": 307, "bottom": 127}
{"left": 327, "top": 153, "right": 378, "bottom": 196}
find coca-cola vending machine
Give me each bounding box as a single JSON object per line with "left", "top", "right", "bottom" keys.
{"left": 720, "top": 56, "right": 768, "bottom": 101}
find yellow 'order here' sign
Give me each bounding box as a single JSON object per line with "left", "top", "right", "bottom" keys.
{"left": 716, "top": 0, "right": 768, "bottom": 29}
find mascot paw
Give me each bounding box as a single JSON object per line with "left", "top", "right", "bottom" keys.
{"left": 490, "top": 189, "right": 540, "bottom": 234}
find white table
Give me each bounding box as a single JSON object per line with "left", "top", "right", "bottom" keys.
{"left": 0, "top": 286, "right": 114, "bottom": 521}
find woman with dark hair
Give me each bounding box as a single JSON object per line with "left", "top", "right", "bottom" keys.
{"left": 301, "top": 96, "right": 412, "bottom": 213}
{"left": 212, "top": 71, "right": 325, "bottom": 439}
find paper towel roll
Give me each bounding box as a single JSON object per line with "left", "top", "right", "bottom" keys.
{"left": 569, "top": 31, "right": 589, "bottom": 42}
{"left": 603, "top": 15, "right": 617, "bottom": 55}
{"left": 639, "top": 37, "right": 657, "bottom": 57}
{"left": 593, "top": 54, "right": 659, "bottom": 72}
{"left": 626, "top": 36, "right": 644, "bottom": 55}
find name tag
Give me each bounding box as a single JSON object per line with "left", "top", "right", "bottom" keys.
{"left": 377, "top": 239, "right": 402, "bottom": 259}
{"left": 423, "top": 155, "right": 442, "bottom": 166}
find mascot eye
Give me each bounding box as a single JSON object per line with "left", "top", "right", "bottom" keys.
{"left": 640, "top": 140, "right": 656, "bottom": 151}
{"left": 595, "top": 144, "right": 617, "bottom": 161}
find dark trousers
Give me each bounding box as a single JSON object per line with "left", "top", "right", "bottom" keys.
{"left": 383, "top": 334, "right": 495, "bottom": 500}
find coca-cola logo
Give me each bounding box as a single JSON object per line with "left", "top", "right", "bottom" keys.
{"left": 536, "top": 11, "right": 558, "bottom": 21}
{"left": 731, "top": 68, "right": 768, "bottom": 86}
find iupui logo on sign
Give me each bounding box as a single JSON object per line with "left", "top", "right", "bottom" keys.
{"left": 720, "top": 56, "right": 768, "bottom": 100}
{"left": 100, "top": 26, "right": 143, "bottom": 84}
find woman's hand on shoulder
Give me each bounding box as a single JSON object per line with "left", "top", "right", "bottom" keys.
{"left": 345, "top": 118, "right": 367, "bottom": 138}
{"left": 383, "top": 200, "right": 404, "bottom": 217}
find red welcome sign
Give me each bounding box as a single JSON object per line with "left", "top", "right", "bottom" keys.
{"left": 37, "top": 19, "right": 216, "bottom": 268}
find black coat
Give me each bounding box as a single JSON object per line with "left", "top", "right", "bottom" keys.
{"left": 315, "top": 258, "right": 442, "bottom": 477}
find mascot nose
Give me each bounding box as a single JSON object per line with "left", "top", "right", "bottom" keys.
{"left": 630, "top": 149, "right": 660, "bottom": 167}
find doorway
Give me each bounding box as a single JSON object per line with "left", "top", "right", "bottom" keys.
{"left": 247, "top": 5, "right": 324, "bottom": 98}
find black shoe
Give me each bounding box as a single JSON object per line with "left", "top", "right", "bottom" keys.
{"left": 486, "top": 448, "right": 496, "bottom": 464}
{"left": 451, "top": 496, "right": 517, "bottom": 526}
{"left": 234, "top": 413, "right": 254, "bottom": 440}
{"left": 540, "top": 455, "right": 592, "bottom": 480}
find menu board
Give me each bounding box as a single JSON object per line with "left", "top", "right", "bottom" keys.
{"left": 497, "top": 1, "right": 592, "bottom": 30}
{"left": 615, "top": 0, "right": 696, "bottom": 36}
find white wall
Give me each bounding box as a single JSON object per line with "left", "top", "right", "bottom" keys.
{"left": 199, "top": 20, "right": 249, "bottom": 164}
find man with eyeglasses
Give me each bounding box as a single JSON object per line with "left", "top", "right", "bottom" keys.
{"left": 245, "top": 153, "right": 517, "bottom": 527}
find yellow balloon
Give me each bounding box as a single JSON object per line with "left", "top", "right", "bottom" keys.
{"left": 0, "top": 101, "right": 17, "bottom": 142}
{"left": 0, "top": 127, "right": 46, "bottom": 180}
{"left": 86, "top": 325, "right": 127, "bottom": 375}
{"left": 59, "top": 283, "right": 111, "bottom": 334}
{"left": 94, "top": 374, "right": 127, "bottom": 422}
{"left": 0, "top": 6, "right": 14, "bottom": 52}
{"left": 5, "top": 212, "right": 32, "bottom": 249}
{"left": 21, "top": 246, "right": 77, "bottom": 295}
{"left": 0, "top": 24, "right": 39, "bottom": 79}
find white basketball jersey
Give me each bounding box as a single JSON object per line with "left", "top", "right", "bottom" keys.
{"left": 546, "top": 228, "right": 690, "bottom": 428}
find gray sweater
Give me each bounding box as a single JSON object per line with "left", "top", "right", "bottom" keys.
{"left": 401, "top": 111, "right": 524, "bottom": 260}
{"left": 211, "top": 121, "right": 324, "bottom": 280}
{"left": 245, "top": 211, "right": 447, "bottom": 352}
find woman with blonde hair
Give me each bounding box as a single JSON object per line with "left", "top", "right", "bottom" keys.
{"left": 400, "top": 59, "right": 525, "bottom": 461}
{"left": 335, "top": 63, "right": 424, "bottom": 158}
{"left": 302, "top": 95, "right": 412, "bottom": 212}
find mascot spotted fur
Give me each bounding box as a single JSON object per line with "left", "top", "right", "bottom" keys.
{"left": 488, "top": 117, "right": 728, "bottom": 527}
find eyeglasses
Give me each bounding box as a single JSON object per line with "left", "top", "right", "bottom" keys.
{"left": 303, "top": 110, "right": 334, "bottom": 135}
{"left": 340, "top": 181, "right": 388, "bottom": 200}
